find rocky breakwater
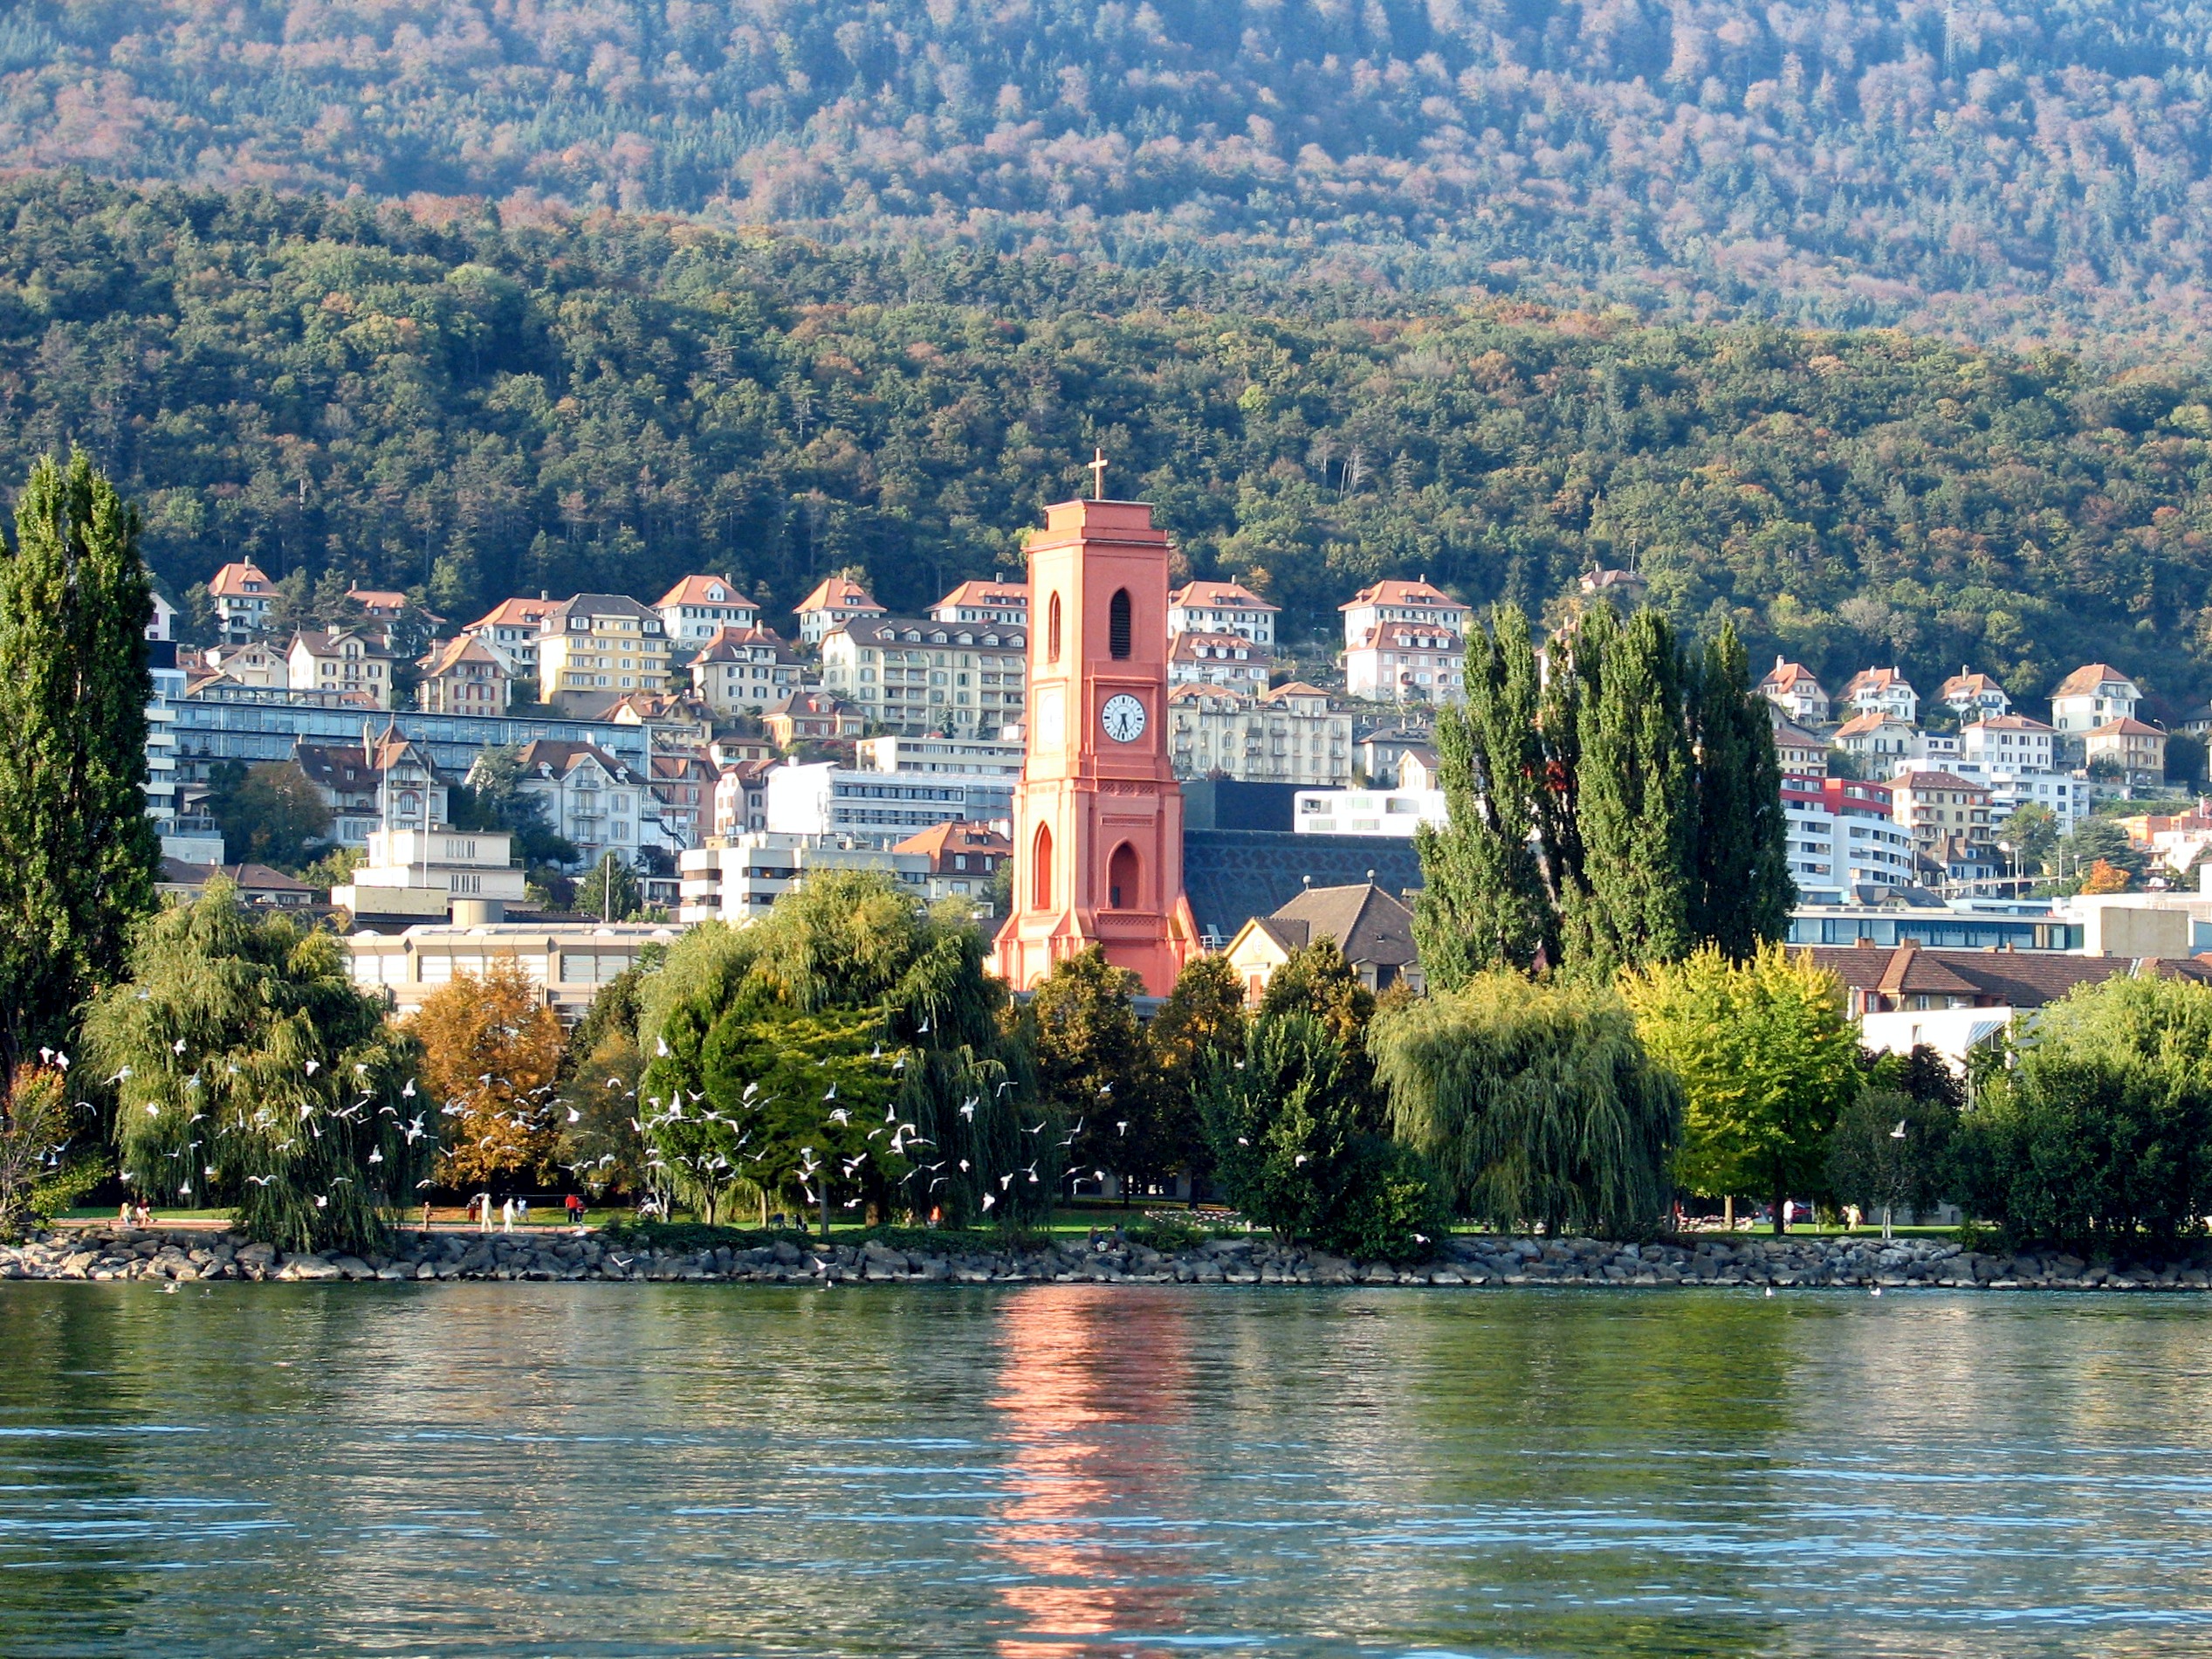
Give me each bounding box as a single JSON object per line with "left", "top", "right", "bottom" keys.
{"left": 5, "top": 1229, "right": 2212, "bottom": 1290}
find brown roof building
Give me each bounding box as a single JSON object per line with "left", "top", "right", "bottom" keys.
{"left": 1223, "top": 882, "right": 1421, "bottom": 1001}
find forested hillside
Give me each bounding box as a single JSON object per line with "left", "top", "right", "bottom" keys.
{"left": 3, "top": 0, "right": 2212, "bottom": 346}
{"left": 9, "top": 173, "right": 2212, "bottom": 710}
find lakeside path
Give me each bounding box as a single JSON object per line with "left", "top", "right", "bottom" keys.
{"left": 8, "top": 1228, "right": 2210, "bottom": 1290}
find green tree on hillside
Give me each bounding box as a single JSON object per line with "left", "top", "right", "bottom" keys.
{"left": 0, "top": 450, "right": 158, "bottom": 1084}
{"left": 207, "top": 761, "right": 332, "bottom": 869}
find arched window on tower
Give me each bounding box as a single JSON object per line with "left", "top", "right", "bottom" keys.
{"left": 1109, "top": 589, "right": 1132, "bottom": 659}
{"left": 1047, "top": 593, "right": 1061, "bottom": 664}
{"left": 1107, "top": 842, "right": 1139, "bottom": 910}
{"left": 1032, "top": 823, "right": 1054, "bottom": 910}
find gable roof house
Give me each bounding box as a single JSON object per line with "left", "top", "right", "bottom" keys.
{"left": 1223, "top": 882, "right": 1422, "bottom": 1002}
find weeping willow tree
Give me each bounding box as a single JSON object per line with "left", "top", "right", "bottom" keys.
{"left": 1371, "top": 971, "right": 1680, "bottom": 1237}
{"left": 638, "top": 870, "right": 1047, "bottom": 1228}
{"left": 80, "top": 884, "right": 434, "bottom": 1253}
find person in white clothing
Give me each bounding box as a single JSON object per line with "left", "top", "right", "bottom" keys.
{"left": 500, "top": 1195, "right": 515, "bottom": 1234}
{"left": 476, "top": 1192, "right": 493, "bottom": 1234}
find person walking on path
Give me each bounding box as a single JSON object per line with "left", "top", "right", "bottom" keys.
{"left": 500, "top": 1195, "right": 516, "bottom": 1234}
{"left": 476, "top": 1192, "right": 494, "bottom": 1234}
{"left": 565, "top": 1193, "right": 584, "bottom": 1229}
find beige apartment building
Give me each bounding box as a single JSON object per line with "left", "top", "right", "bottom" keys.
{"left": 818, "top": 616, "right": 1027, "bottom": 735}
{"left": 536, "top": 594, "right": 672, "bottom": 715}
{"left": 1166, "top": 682, "right": 1352, "bottom": 786}
{"left": 1891, "top": 770, "right": 1993, "bottom": 853}
{"left": 286, "top": 629, "right": 395, "bottom": 709}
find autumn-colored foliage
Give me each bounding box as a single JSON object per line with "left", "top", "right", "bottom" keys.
{"left": 410, "top": 956, "right": 565, "bottom": 1189}
{"left": 2079, "top": 858, "right": 2133, "bottom": 895}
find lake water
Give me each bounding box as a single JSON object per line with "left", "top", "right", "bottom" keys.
{"left": 0, "top": 1284, "right": 2208, "bottom": 1656}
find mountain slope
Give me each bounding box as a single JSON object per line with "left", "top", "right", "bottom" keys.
{"left": 4, "top": 0, "right": 2212, "bottom": 347}
{"left": 9, "top": 174, "right": 2212, "bottom": 712}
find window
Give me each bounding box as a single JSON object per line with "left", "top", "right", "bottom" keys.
{"left": 1108, "top": 841, "right": 1138, "bottom": 909}
{"left": 1031, "top": 824, "right": 1053, "bottom": 909}
{"left": 1109, "top": 589, "right": 1131, "bottom": 658}
{"left": 1047, "top": 593, "right": 1061, "bottom": 663}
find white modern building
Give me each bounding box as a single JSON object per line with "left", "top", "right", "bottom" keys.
{"left": 1292, "top": 787, "right": 1448, "bottom": 836}
{"left": 346, "top": 924, "right": 681, "bottom": 1021}
{"left": 762, "top": 761, "right": 1013, "bottom": 848}
{"left": 1781, "top": 779, "right": 1917, "bottom": 901}
{"left": 676, "top": 834, "right": 931, "bottom": 925}
{"left": 853, "top": 733, "right": 1026, "bottom": 777}
{"left": 334, "top": 828, "right": 526, "bottom": 928}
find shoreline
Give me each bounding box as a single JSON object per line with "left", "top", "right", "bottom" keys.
{"left": 5, "top": 1229, "right": 2209, "bottom": 1291}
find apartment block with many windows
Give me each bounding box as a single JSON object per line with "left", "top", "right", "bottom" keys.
{"left": 818, "top": 616, "right": 1026, "bottom": 735}
{"left": 536, "top": 595, "right": 671, "bottom": 716}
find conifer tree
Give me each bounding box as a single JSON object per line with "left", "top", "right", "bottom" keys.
{"left": 1690, "top": 622, "right": 1794, "bottom": 958}
{"left": 0, "top": 450, "right": 158, "bottom": 1083}
{"left": 1413, "top": 604, "right": 1556, "bottom": 986}
{"left": 1568, "top": 606, "right": 1694, "bottom": 977}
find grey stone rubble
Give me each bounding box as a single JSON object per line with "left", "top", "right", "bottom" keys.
{"left": 5, "top": 1229, "right": 2212, "bottom": 1290}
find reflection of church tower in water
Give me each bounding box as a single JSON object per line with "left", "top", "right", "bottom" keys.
{"left": 989, "top": 466, "right": 1199, "bottom": 998}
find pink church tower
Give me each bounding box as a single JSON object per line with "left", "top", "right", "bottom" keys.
{"left": 989, "top": 470, "right": 1199, "bottom": 997}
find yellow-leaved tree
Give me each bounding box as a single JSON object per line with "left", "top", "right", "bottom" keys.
{"left": 1621, "top": 942, "right": 1861, "bottom": 1234}
{"left": 409, "top": 954, "right": 565, "bottom": 1190}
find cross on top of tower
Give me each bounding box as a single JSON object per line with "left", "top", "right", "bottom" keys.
{"left": 1089, "top": 447, "right": 1109, "bottom": 500}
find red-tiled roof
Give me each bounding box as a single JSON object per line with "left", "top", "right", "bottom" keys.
{"left": 795, "top": 576, "right": 883, "bottom": 614}
{"left": 468, "top": 597, "right": 558, "bottom": 630}
{"left": 1340, "top": 578, "right": 1460, "bottom": 610}
{"left": 1171, "top": 579, "right": 1278, "bottom": 611}
{"left": 655, "top": 575, "right": 751, "bottom": 608}
{"left": 208, "top": 561, "right": 274, "bottom": 596}
{"left": 2053, "top": 663, "right": 2137, "bottom": 697}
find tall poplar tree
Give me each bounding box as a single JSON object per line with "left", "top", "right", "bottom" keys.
{"left": 1568, "top": 605, "right": 1694, "bottom": 978}
{"left": 0, "top": 451, "right": 158, "bottom": 1083}
{"left": 1690, "top": 623, "right": 1794, "bottom": 958}
{"left": 1413, "top": 604, "right": 1556, "bottom": 986}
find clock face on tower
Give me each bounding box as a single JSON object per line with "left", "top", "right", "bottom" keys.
{"left": 1100, "top": 692, "right": 1147, "bottom": 743}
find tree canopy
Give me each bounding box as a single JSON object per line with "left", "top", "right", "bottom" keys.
{"left": 7, "top": 1, "right": 2212, "bottom": 347}
{"left": 1372, "top": 972, "right": 1680, "bottom": 1237}
{"left": 0, "top": 448, "right": 157, "bottom": 1083}
{"left": 79, "top": 885, "right": 433, "bottom": 1252}
{"left": 0, "top": 176, "right": 2209, "bottom": 709}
